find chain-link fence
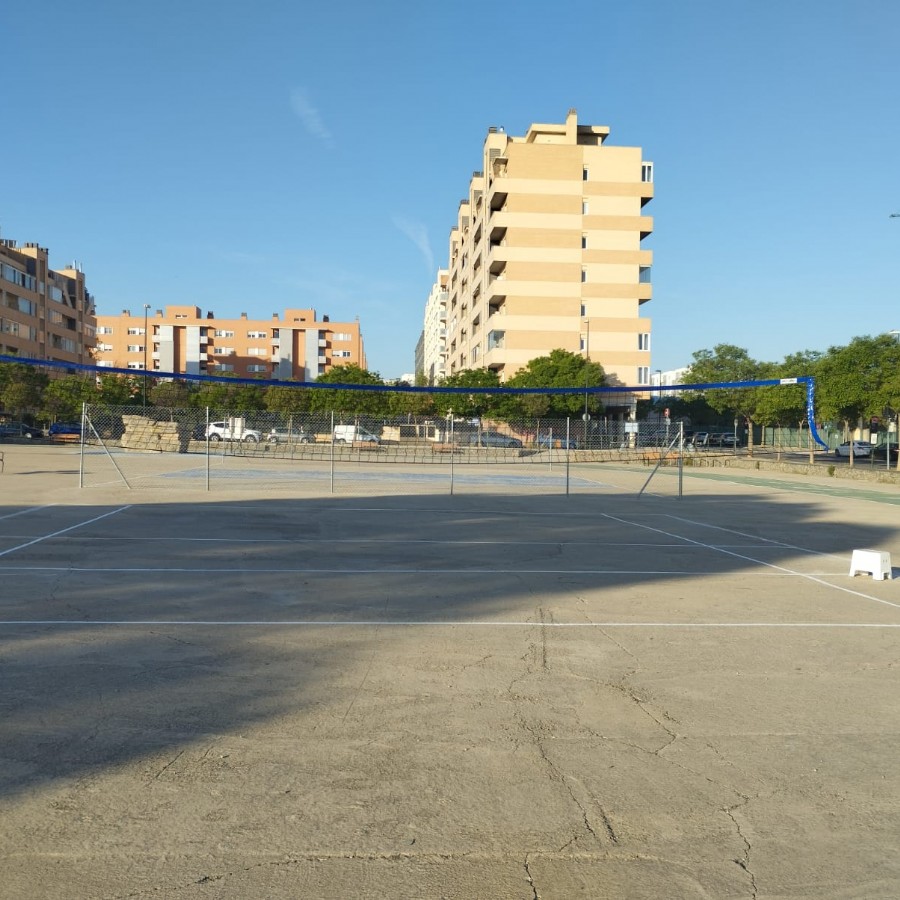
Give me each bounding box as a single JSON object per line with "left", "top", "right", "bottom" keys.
{"left": 75, "top": 405, "right": 691, "bottom": 497}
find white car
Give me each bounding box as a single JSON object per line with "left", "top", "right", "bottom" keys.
{"left": 206, "top": 421, "right": 262, "bottom": 443}
{"left": 835, "top": 440, "right": 873, "bottom": 458}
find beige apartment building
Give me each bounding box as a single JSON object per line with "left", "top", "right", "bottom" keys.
{"left": 421, "top": 270, "right": 449, "bottom": 384}
{"left": 0, "top": 239, "right": 96, "bottom": 365}
{"left": 441, "top": 109, "right": 653, "bottom": 387}
{"left": 93, "top": 306, "right": 365, "bottom": 382}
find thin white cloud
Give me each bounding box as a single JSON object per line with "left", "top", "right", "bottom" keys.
{"left": 392, "top": 215, "right": 434, "bottom": 274}
{"left": 289, "top": 87, "right": 333, "bottom": 144}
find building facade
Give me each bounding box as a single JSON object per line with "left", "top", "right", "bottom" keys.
{"left": 93, "top": 306, "right": 365, "bottom": 381}
{"left": 421, "top": 270, "right": 448, "bottom": 384}
{"left": 0, "top": 239, "right": 96, "bottom": 365}
{"left": 440, "top": 109, "right": 653, "bottom": 387}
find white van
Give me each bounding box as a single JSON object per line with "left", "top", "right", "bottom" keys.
{"left": 333, "top": 424, "right": 380, "bottom": 444}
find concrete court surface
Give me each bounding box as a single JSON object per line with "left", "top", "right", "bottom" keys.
{"left": 1, "top": 444, "right": 900, "bottom": 899}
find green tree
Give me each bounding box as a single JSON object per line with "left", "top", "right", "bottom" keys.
{"left": 150, "top": 380, "right": 193, "bottom": 408}
{"left": 684, "top": 345, "right": 763, "bottom": 453}
{"left": 0, "top": 363, "right": 48, "bottom": 419}
{"left": 42, "top": 375, "right": 96, "bottom": 421}
{"left": 505, "top": 349, "right": 606, "bottom": 419}
{"left": 265, "top": 384, "right": 312, "bottom": 415}
{"left": 98, "top": 374, "right": 142, "bottom": 406}
{"left": 432, "top": 368, "right": 502, "bottom": 418}
{"left": 816, "top": 335, "right": 900, "bottom": 443}
{"left": 309, "top": 364, "right": 389, "bottom": 416}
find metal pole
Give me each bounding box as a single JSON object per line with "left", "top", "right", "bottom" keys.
{"left": 678, "top": 422, "right": 684, "bottom": 498}
{"left": 78, "top": 402, "right": 86, "bottom": 488}
{"left": 583, "top": 318, "right": 590, "bottom": 424}
{"left": 330, "top": 410, "right": 335, "bottom": 493}
{"left": 565, "top": 418, "right": 571, "bottom": 495}
{"left": 142, "top": 304, "right": 150, "bottom": 407}
{"left": 449, "top": 416, "right": 455, "bottom": 495}
{"left": 205, "top": 407, "right": 210, "bottom": 491}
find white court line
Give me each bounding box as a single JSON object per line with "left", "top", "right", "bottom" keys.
{"left": 0, "top": 620, "right": 898, "bottom": 628}
{"left": 0, "top": 504, "right": 58, "bottom": 522}
{"left": 604, "top": 512, "right": 900, "bottom": 611}
{"left": 0, "top": 565, "right": 830, "bottom": 575}
{"left": 0, "top": 506, "right": 132, "bottom": 559}
{"left": 665, "top": 514, "right": 848, "bottom": 561}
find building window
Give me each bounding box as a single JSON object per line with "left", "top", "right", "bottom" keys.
{"left": 127, "top": 327, "right": 145, "bottom": 335}
{"left": 582, "top": 200, "right": 589, "bottom": 215}
{"left": 247, "top": 347, "right": 267, "bottom": 356}
{"left": 580, "top": 303, "right": 586, "bottom": 317}
{"left": 642, "top": 163, "right": 654, "bottom": 183}
{"left": 332, "top": 332, "right": 352, "bottom": 341}
{"left": 247, "top": 364, "right": 267, "bottom": 373}
{"left": 97, "top": 361, "right": 114, "bottom": 368}
{"left": 126, "top": 344, "right": 144, "bottom": 353}
{"left": 214, "top": 347, "right": 235, "bottom": 355}
{"left": 127, "top": 362, "right": 142, "bottom": 370}
{"left": 97, "top": 326, "right": 114, "bottom": 335}
{"left": 581, "top": 268, "right": 587, "bottom": 283}
{"left": 637, "top": 366, "right": 650, "bottom": 384}
{"left": 583, "top": 167, "right": 589, "bottom": 181}
{"left": 247, "top": 330, "right": 267, "bottom": 338}
{"left": 333, "top": 350, "right": 352, "bottom": 358}
{"left": 216, "top": 363, "right": 234, "bottom": 372}
{"left": 638, "top": 333, "right": 651, "bottom": 351}
{"left": 581, "top": 234, "right": 587, "bottom": 249}
{"left": 214, "top": 329, "right": 234, "bottom": 338}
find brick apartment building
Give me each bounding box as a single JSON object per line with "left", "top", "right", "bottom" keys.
{"left": 94, "top": 306, "right": 365, "bottom": 382}
{"left": 0, "top": 239, "right": 96, "bottom": 365}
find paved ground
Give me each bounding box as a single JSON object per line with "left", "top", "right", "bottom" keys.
{"left": 1, "top": 444, "right": 899, "bottom": 899}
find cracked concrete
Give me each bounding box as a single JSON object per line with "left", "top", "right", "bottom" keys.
{"left": 2, "top": 446, "right": 900, "bottom": 897}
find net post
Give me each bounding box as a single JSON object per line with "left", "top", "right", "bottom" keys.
{"left": 678, "top": 421, "right": 684, "bottom": 498}
{"left": 79, "top": 402, "right": 86, "bottom": 488}
{"left": 565, "top": 418, "right": 571, "bottom": 495}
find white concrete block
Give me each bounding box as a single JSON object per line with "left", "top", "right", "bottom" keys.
{"left": 848, "top": 549, "right": 892, "bottom": 580}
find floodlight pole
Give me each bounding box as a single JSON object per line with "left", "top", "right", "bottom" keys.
{"left": 142, "top": 304, "right": 151, "bottom": 407}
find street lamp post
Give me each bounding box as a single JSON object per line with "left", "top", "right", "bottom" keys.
{"left": 142, "top": 304, "right": 151, "bottom": 407}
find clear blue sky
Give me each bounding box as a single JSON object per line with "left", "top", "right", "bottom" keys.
{"left": 4, "top": 0, "right": 899, "bottom": 380}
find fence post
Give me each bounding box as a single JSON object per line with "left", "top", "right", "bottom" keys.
{"left": 565, "top": 418, "right": 571, "bottom": 495}
{"left": 330, "top": 411, "right": 335, "bottom": 494}
{"left": 449, "top": 417, "right": 455, "bottom": 495}
{"left": 678, "top": 422, "right": 684, "bottom": 498}
{"left": 205, "top": 407, "right": 210, "bottom": 491}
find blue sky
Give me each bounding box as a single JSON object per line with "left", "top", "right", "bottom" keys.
{"left": 4, "top": 0, "right": 899, "bottom": 380}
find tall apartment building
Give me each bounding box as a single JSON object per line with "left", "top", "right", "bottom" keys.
{"left": 441, "top": 109, "right": 653, "bottom": 387}
{"left": 93, "top": 306, "right": 365, "bottom": 381}
{"left": 421, "top": 270, "right": 448, "bottom": 384}
{"left": 0, "top": 239, "right": 96, "bottom": 365}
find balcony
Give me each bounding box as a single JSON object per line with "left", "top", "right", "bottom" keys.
{"left": 487, "top": 329, "right": 505, "bottom": 351}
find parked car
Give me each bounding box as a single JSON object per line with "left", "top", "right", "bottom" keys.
{"left": 48, "top": 421, "right": 83, "bottom": 436}
{"left": 206, "top": 421, "right": 262, "bottom": 443}
{"left": 709, "top": 432, "right": 740, "bottom": 448}
{"left": 333, "top": 424, "right": 379, "bottom": 444}
{"left": 835, "top": 440, "right": 873, "bottom": 458}
{"left": 0, "top": 421, "right": 43, "bottom": 439}
{"left": 267, "top": 427, "right": 311, "bottom": 444}
{"left": 536, "top": 433, "right": 578, "bottom": 449}
{"left": 685, "top": 431, "right": 709, "bottom": 449}
{"left": 871, "top": 444, "right": 899, "bottom": 462}
{"left": 466, "top": 431, "right": 523, "bottom": 449}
